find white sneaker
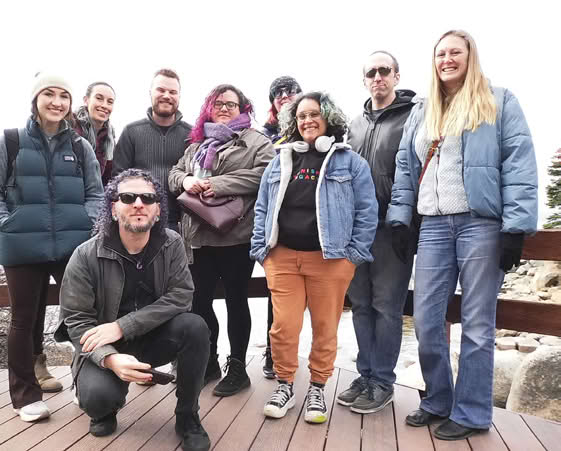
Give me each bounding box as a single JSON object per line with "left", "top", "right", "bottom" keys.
{"left": 14, "top": 400, "right": 51, "bottom": 422}
{"left": 264, "top": 382, "right": 295, "bottom": 418}
{"left": 304, "top": 384, "right": 328, "bottom": 424}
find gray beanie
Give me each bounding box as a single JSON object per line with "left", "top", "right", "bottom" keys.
{"left": 30, "top": 72, "right": 73, "bottom": 103}
{"left": 269, "top": 76, "right": 302, "bottom": 103}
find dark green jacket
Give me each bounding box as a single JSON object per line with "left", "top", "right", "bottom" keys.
{"left": 0, "top": 117, "right": 103, "bottom": 265}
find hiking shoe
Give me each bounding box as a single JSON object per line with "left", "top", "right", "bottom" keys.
{"left": 304, "top": 384, "right": 328, "bottom": 424}
{"left": 350, "top": 382, "right": 393, "bottom": 414}
{"left": 264, "top": 381, "right": 295, "bottom": 418}
{"left": 212, "top": 356, "right": 250, "bottom": 397}
{"left": 204, "top": 354, "right": 221, "bottom": 386}
{"left": 262, "top": 347, "right": 276, "bottom": 379}
{"left": 89, "top": 412, "right": 117, "bottom": 437}
{"left": 170, "top": 359, "right": 178, "bottom": 384}
{"left": 434, "top": 419, "right": 486, "bottom": 441}
{"left": 34, "top": 353, "right": 63, "bottom": 393}
{"left": 176, "top": 413, "right": 211, "bottom": 451}
{"left": 337, "top": 375, "right": 368, "bottom": 406}
{"left": 13, "top": 400, "right": 50, "bottom": 422}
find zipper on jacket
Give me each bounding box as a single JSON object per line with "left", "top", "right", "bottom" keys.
{"left": 38, "top": 133, "right": 58, "bottom": 258}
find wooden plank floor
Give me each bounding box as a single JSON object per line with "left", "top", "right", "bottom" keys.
{"left": 0, "top": 358, "right": 560, "bottom": 450}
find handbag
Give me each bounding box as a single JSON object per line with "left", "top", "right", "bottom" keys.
{"left": 177, "top": 191, "right": 244, "bottom": 234}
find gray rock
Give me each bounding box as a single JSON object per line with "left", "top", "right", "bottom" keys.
{"left": 516, "top": 265, "right": 529, "bottom": 276}
{"left": 532, "top": 266, "right": 561, "bottom": 291}
{"left": 550, "top": 291, "right": 561, "bottom": 304}
{"left": 527, "top": 333, "right": 544, "bottom": 341}
{"left": 496, "top": 337, "right": 517, "bottom": 350}
{"left": 507, "top": 346, "right": 561, "bottom": 422}
{"left": 516, "top": 337, "right": 539, "bottom": 353}
{"left": 537, "top": 291, "right": 551, "bottom": 300}
{"left": 540, "top": 336, "right": 561, "bottom": 346}
{"left": 494, "top": 349, "right": 526, "bottom": 408}
{"left": 496, "top": 329, "right": 519, "bottom": 338}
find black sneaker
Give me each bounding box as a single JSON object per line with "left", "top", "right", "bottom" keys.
{"left": 263, "top": 381, "right": 295, "bottom": 418}
{"left": 212, "top": 356, "right": 250, "bottom": 397}
{"left": 176, "top": 413, "right": 211, "bottom": 451}
{"left": 350, "top": 382, "right": 394, "bottom": 414}
{"left": 337, "top": 375, "right": 368, "bottom": 406}
{"left": 89, "top": 412, "right": 117, "bottom": 437}
{"left": 304, "top": 383, "right": 328, "bottom": 424}
{"left": 204, "top": 354, "right": 221, "bottom": 386}
{"left": 262, "top": 347, "right": 276, "bottom": 379}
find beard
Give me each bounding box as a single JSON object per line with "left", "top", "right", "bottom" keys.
{"left": 152, "top": 100, "right": 178, "bottom": 118}
{"left": 118, "top": 212, "right": 158, "bottom": 233}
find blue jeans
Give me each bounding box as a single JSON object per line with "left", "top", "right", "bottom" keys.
{"left": 414, "top": 214, "right": 504, "bottom": 429}
{"left": 347, "top": 225, "right": 414, "bottom": 389}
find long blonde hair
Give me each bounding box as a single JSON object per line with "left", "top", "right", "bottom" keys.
{"left": 425, "top": 30, "right": 497, "bottom": 140}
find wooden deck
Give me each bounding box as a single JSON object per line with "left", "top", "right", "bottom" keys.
{"left": 0, "top": 357, "right": 559, "bottom": 450}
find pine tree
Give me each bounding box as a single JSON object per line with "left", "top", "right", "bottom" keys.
{"left": 544, "top": 148, "right": 561, "bottom": 229}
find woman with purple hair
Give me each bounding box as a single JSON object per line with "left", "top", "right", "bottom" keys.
{"left": 169, "top": 84, "right": 275, "bottom": 397}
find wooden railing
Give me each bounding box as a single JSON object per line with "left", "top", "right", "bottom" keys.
{"left": 1, "top": 230, "right": 560, "bottom": 336}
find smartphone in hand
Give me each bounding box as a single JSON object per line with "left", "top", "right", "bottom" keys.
{"left": 138, "top": 368, "right": 175, "bottom": 385}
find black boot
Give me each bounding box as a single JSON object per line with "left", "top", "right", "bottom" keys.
{"left": 212, "top": 356, "right": 250, "bottom": 397}
{"left": 262, "top": 347, "right": 275, "bottom": 379}
{"left": 176, "top": 412, "right": 211, "bottom": 451}
{"left": 204, "top": 354, "right": 221, "bottom": 385}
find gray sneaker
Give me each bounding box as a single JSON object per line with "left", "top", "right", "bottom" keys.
{"left": 337, "top": 376, "right": 369, "bottom": 406}
{"left": 350, "top": 383, "right": 394, "bottom": 414}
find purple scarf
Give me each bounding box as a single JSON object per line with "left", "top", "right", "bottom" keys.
{"left": 194, "top": 113, "right": 251, "bottom": 170}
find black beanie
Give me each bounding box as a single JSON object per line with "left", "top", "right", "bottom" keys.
{"left": 269, "top": 76, "right": 302, "bottom": 103}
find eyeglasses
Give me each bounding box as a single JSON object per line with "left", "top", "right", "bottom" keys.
{"left": 296, "top": 111, "right": 321, "bottom": 122}
{"left": 115, "top": 192, "right": 159, "bottom": 205}
{"left": 213, "top": 101, "right": 239, "bottom": 111}
{"left": 273, "top": 85, "right": 300, "bottom": 99}
{"left": 365, "top": 66, "right": 393, "bottom": 78}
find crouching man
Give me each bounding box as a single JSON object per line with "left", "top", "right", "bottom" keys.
{"left": 54, "top": 168, "right": 211, "bottom": 451}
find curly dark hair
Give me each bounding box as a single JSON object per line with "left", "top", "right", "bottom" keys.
{"left": 93, "top": 168, "right": 168, "bottom": 237}
{"left": 279, "top": 91, "right": 348, "bottom": 143}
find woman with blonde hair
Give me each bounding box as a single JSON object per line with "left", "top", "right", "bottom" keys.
{"left": 387, "top": 30, "right": 537, "bottom": 440}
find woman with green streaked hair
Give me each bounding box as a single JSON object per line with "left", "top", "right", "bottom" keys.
{"left": 251, "top": 91, "right": 378, "bottom": 424}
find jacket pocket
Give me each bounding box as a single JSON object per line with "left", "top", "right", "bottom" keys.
{"left": 324, "top": 173, "right": 354, "bottom": 244}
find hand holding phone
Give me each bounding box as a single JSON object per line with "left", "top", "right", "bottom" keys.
{"left": 138, "top": 368, "right": 175, "bottom": 385}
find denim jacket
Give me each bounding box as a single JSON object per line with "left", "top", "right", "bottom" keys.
{"left": 387, "top": 87, "right": 538, "bottom": 234}
{"left": 250, "top": 142, "right": 378, "bottom": 265}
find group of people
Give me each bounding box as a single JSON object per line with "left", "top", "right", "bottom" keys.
{"left": 0, "top": 28, "right": 537, "bottom": 451}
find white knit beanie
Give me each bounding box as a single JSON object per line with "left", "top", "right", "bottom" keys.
{"left": 30, "top": 72, "right": 73, "bottom": 103}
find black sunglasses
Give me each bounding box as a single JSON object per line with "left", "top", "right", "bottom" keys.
{"left": 365, "top": 66, "right": 393, "bottom": 78}
{"left": 273, "top": 85, "right": 300, "bottom": 99}
{"left": 115, "top": 192, "right": 159, "bottom": 205}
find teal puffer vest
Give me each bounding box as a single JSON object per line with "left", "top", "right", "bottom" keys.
{"left": 0, "top": 119, "right": 93, "bottom": 265}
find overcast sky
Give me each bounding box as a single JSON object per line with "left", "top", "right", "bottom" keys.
{"left": 1, "top": 0, "right": 559, "bottom": 225}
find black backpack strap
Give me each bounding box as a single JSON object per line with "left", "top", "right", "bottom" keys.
{"left": 4, "top": 128, "right": 20, "bottom": 181}
{"left": 69, "top": 130, "right": 85, "bottom": 175}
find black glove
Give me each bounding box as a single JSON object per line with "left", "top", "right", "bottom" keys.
{"left": 392, "top": 225, "right": 410, "bottom": 264}
{"left": 499, "top": 233, "right": 525, "bottom": 272}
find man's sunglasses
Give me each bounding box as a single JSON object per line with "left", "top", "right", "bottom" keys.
{"left": 365, "top": 66, "right": 393, "bottom": 78}
{"left": 115, "top": 192, "right": 159, "bottom": 205}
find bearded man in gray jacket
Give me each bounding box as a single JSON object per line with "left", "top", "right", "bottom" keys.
{"left": 112, "top": 69, "right": 192, "bottom": 232}
{"left": 55, "top": 169, "right": 211, "bottom": 451}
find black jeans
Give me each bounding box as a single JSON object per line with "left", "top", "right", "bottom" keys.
{"left": 190, "top": 244, "right": 255, "bottom": 362}
{"left": 76, "top": 313, "right": 210, "bottom": 421}
{"left": 4, "top": 260, "right": 67, "bottom": 408}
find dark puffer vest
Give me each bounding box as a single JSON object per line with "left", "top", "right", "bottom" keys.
{"left": 0, "top": 119, "right": 94, "bottom": 265}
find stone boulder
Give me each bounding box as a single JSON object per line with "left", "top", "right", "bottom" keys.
{"left": 532, "top": 263, "right": 561, "bottom": 291}
{"left": 494, "top": 349, "right": 526, "bottom": 408}
{"left": 506, "top": 346, "right": 561, "bottom": 422}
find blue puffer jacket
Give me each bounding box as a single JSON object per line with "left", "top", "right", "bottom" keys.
{"left": 0, "top": 117, "right": 104, "bottom": 265}
{"left": 387, "top": 87, "right": 538, "bottom": 234}
{"left": 250, "top": 142, "right": 379, "bottom": 265}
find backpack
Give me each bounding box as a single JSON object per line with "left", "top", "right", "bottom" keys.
{"left": 3, "top": 128, "right": 85, "bottom": 191}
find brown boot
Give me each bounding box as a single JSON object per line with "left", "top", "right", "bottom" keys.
{"left": 34, "top": 353, "right": 63, "bottom": 393}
